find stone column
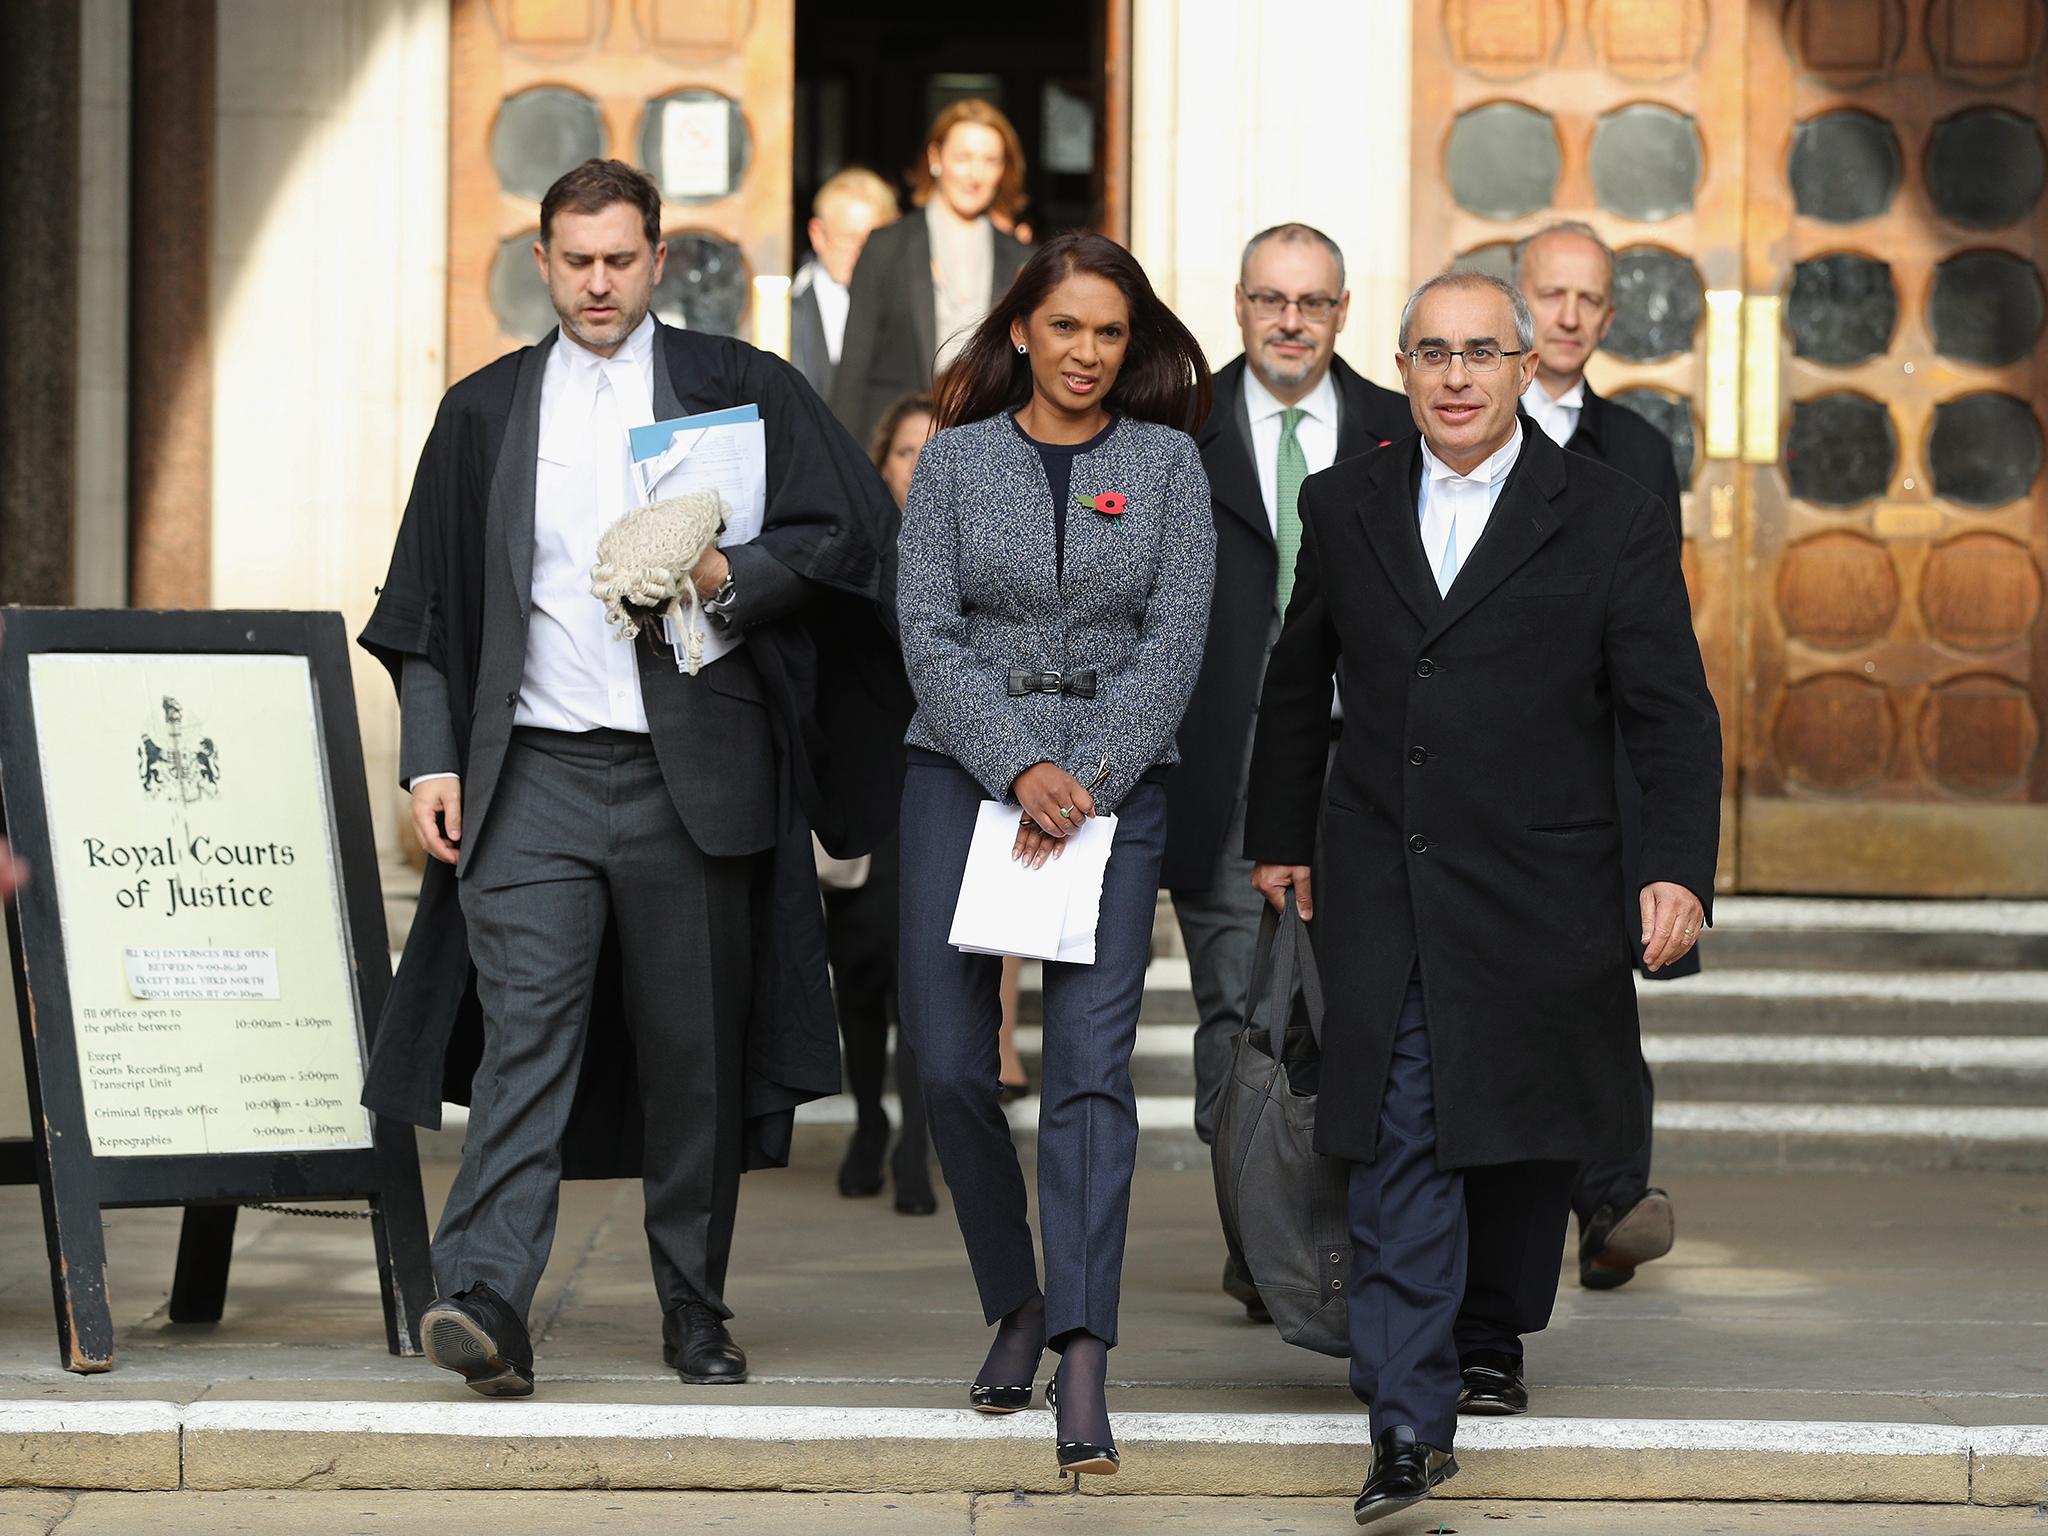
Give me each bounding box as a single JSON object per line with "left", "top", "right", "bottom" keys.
{"left": 0, "top": 0, "right": 81, "bottom": 606}
{"left": 128, "top": 0, "right": 214, "bottom": 609}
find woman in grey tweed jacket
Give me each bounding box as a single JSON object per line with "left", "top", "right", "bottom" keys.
{"left": 895, "top": 231, "right": 1214, "bottom": 1479}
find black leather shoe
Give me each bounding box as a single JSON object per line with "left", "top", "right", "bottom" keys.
{"left": 1456, "top": 1349, "right": 1528, "bottom": 1416}
{"left": 421, "top": 1282, "right": 534, "bottom": 1398}
{"left": 892, "top": 1146, "right": 938, "bottom": 1216}
{"left": 662, "top": 1301, "right": 749, "bottom": 1384}
{"left": 1580, "top": 1188, "right": 1676, "bottom": 1290}
{"left": 1352, "top": 1425, "right": 1457, "bottom": 1525}
{"left": 837, "top": 1120, "right": 887, "bottom": 1198}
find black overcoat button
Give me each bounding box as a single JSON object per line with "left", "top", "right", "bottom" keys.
{"left": 1416, "top": 658, "right": 1435, "bottom": 678}
{"left": 1408, "top": 747, "right": 1428, "bottom": 766}
{"left": 1408, "top": 834, "right": 1428, "bottom": 853}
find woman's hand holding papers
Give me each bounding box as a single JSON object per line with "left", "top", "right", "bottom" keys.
{"left": 1011, "top": 761, "right": 1097, "bottom": 868}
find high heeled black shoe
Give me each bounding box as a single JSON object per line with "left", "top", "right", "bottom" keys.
{"left": 1046, "top": 1373, "right": 1119, "bottom": 1477}
{"left": 967, "top": 1381, "right": 1035, "bottom": 1414}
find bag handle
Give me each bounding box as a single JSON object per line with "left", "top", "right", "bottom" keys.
{"left": 1245, "top": 887, "right": 1326, "bottom": 1064}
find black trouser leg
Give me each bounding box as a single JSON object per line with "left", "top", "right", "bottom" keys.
{"left": 1456, "top": 1158, "right": 1577, "bottom": 1362}
{"left": 1571, "top": 1053, "right": 1656, "bottom": 1223}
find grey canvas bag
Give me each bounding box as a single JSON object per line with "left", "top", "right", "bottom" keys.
{"left": 1211, "top": 888, "right": 1350, "bottom": 1358}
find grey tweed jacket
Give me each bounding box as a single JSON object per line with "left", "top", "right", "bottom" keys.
{"left": 897, "top": 412, "right": 1216, "bottom": 813}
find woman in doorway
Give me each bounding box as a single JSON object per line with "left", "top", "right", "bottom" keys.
{"left": 894, "top": 232, "right": 1213, "bottom": 1479}
{"left": 825, "top": 392, "right": 940, "bottom": 1215}
{"left": 831, "top": 99, "right": 1031, "bottom": 447}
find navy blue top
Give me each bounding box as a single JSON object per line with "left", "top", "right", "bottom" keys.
{"left": 1011, "top": 414, "right": 1118, "bottom": 581}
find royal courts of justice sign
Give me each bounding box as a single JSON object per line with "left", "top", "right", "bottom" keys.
{"left": 27, "top": 653, "right": 372, "bottom": 1157}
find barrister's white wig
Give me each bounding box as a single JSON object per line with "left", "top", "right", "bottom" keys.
{"left": 590, "top": 489, "right": 726, "bottom": 672}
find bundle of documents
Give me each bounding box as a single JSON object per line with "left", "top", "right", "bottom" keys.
{"left": 629, "top": 404, "right": 765, "bottom": 672}
{"left": 947, "top": 801, "right": 1118, "bottom": 964}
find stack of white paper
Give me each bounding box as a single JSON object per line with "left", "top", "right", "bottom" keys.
{"left": 947, "top": 801, "right": 1118, "bottom": 965}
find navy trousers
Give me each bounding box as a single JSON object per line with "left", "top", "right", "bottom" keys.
{"left": 1346, "top": 973, "right": 1576, "bottom": 1446}
{"left": 897, "top": 752, "right": 1166, "bottom": 1348}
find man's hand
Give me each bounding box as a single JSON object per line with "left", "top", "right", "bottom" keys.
{"left": 411, "top": 778, "right": 463, "bottom": 865}
{"left": 690, "top": 544, "right": 731, "bottom": 603}
{"left": 1640, "top": 880, "right": 1704, "bottom": 971}
{"left": 1012, "top": 762, "right": 1096, "bottom": 841}
{"left": 1251, "top": 863, "right": 1314, "bottom": 920}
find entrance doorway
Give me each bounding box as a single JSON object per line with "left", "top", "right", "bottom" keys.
{"left": 792, "top": 0, "right": 1131, "bottom": 266}
{"left": 1412, "top": 0, "right": 2048, "bottom": 895}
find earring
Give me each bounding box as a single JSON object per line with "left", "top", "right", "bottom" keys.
{"left": 930, "top": 164, "right": 942, "bottom": 177}
{"left": 1017, "top": 344, "right": 1027, "bottom": 354}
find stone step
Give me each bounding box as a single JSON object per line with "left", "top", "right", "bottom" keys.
{"left": 1700, "top": 897, "right": 2048, "bottom": 972}
{"left": 10, "top": 1399, "right": 2043, "bottom": 1506}
{"left": 1019, "top": 960, "right": 2048, "bottom": 1036}
{"left": 792, "top": 1093, "right": 2048, "bottom": 1173}
{"left": 1002, "top": 1027, "right": 2048, "bottom": 1106}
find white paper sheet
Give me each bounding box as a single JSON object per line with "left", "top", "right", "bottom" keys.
{"left": 947, "top": 801, "right": 1117, "bottom": 965}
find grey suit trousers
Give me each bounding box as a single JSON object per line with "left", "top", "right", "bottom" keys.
{"left": 434, "top": 727, "right": 755, "bottom": 1320}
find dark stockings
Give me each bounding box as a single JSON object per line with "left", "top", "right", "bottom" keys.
{"left": 1052, "top": 1330, "right": 1111, "bottom": 1446}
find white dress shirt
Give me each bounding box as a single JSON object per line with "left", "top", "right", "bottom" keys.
{"left": 1417, "top": 422, "right": 1522, "bottom": 596}
{"left": 517, "top": 313, "right": 658, "bottom": 735}
{"left": 1522, "top": 377, "right": 1584, "bottom": 449}
{"left": 811, "top": 267, "right": 852, "bottom": 366}
{"left": 1243, "top": 366, "right": 1340, "bottom": 535}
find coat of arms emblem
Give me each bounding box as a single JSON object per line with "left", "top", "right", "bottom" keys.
{"left": 138, "top": 696, "right": 221, "bottom": 802}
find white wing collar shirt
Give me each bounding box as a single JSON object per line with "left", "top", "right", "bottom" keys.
{"left": 1417, "top": 420, "right": 1523, "bottom": 596}
{"left": 519, "top": 312, "right": 659, "bottom": 734}
{"left": 1242, "top": 364, "right": 1340, "bottom": 532}
{"left": 1522, "top": 376, "right": 1584, "bottom": 450}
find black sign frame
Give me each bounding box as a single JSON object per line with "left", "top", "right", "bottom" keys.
{"left": 0, "top": 608, "right": 431, "bottom": 1372}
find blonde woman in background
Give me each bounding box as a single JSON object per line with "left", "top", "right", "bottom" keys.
{"left": 832, "top": 99, "right": 1032, "bottom": 447}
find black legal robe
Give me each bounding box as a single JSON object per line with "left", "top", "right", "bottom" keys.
{"left": 358, "top": 323, "right": 912, "bottom": 1178}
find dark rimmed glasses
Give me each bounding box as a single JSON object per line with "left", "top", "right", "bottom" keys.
{"left": 1407, "top": 345, "right": 1525, "bottom": 373}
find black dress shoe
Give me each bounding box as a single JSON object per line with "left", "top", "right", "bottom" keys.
{"left": 421, "top": 1282, "right": 534, "bottom": 1398}
{"left": 1456, "top": 1349, "right": 1528, "bottom": 1416}
{"left": 1580, "top": 1188, "right": 1676, "bottom": 1290}
{"left": 662, "top": 1301, "right": 749, "bottom": 1384}
{"left": 837, "top": 1120, "right": 888, "bottom": 1198}
{"left": 1352, "top": 1425, "right": 1457, "bottom": 1525}
{"left": 892, "top": 1146, "right": 938, "bottom": 1216}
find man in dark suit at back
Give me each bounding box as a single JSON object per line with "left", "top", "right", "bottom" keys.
{"left": 1245, "top": 270, "right": 1720, "bottom": 1524}
{"left": 1515, "top": 220, "right": 1698, "bottom": 1297}
{"left": 789, "top": 168, "right": 898, "bottom": 405}
{"left": 1163, "top": 222, "right": 1412, "bottom": 1321}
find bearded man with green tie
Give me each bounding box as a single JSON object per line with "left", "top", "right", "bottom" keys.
{"left": 1162, "top": 223, "right": 1412, "bottom": 1320}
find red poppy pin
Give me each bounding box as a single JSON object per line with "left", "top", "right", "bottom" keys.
{"left": 1078, "top": 491, "right": 1128, "bottom": 520}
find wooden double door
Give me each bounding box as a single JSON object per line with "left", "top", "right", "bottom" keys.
{"left": 1415, "top": 0, "right": 2048, "bottom": 894}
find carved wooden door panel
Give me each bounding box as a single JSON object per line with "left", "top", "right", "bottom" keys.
{"left": 1739, "top": 0, "right": 2048, "bottom": 892}
{"left": 1412, "top": 0, "right": 1750, "bottom": 891}
{"left": 447, "top": 0, "right": 795, "bottom": 383}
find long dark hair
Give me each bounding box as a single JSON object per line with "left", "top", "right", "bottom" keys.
{"left": 935, "top": 232, "right": 1212, "bottom": 435}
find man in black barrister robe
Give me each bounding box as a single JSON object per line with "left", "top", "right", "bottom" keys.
{"left": 1515, "top": 220, "right": 1697, "bottom": 1294}
{"left": 359, "top": 160, "right": 909, "bottom": 1398}
{"left": 1246, "top": 271, "right": 1719, "bottom": 1525}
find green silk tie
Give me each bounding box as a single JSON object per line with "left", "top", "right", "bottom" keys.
{"left": 1274, "top": 406, "right": 1309, "bottom": 617}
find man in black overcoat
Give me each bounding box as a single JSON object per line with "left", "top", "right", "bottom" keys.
{"left": 1163, "top": 222, "right": 1411, "bottom": 1320}
{"left": 1245, "top": 271, "right": 1720, "bottom": 1525}
{"left": 358, "top": 160, "right": 909, "bottom": 1398}
{"left": 1515, "top": 220, "right": 1699, "bottom": 1293}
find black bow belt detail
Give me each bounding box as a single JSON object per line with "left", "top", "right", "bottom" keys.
{"left": 1007, "top": 668, "right": 1099, "bottom": 700}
